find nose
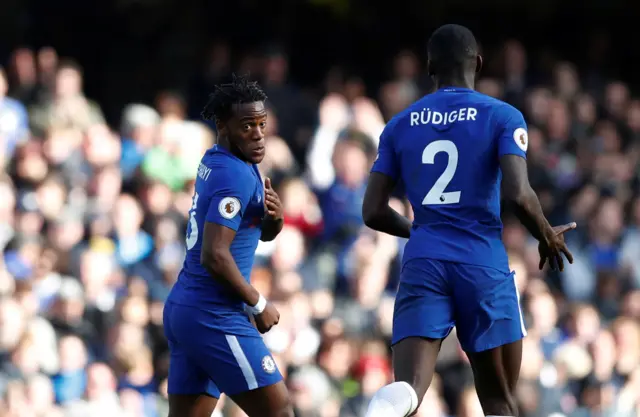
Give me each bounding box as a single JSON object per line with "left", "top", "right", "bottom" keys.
{"left": 251, "top": 126, "right": 264, "bottom": 141}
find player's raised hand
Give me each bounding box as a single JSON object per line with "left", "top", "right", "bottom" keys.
{"left": 254, "top": 302, "right": 280, "bottom": 334}
{"left": 264, "top": 177, "right": 284, "bottom": 220}
{"left": 538, "top": 222, "right": 577, "bottom": 272}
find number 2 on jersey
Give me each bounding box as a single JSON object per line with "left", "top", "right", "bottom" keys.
{"left": 422, "top": 140, "right": 461, "bottom": 205}
{"left": 185, "top": 192, "right": 199, "bottom": 249}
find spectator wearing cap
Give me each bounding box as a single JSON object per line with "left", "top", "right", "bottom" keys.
{"left": 119, "top": 104, "right": 161, "bottom": 180}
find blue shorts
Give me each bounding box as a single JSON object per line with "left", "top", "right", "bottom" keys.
{"left": 163, "top": 302, "right": 283, "bottom": 398}
{"left": 392, "top": 259, "right": 527, "bottom": 353}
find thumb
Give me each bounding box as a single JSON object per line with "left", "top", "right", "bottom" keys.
{"left": 554, "top": 222, "right": 577, "bottom": 235}
{"left": 264, "top": 177, "right": 272, "bottom": 190}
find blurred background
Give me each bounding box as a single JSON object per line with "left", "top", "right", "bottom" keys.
{"left": 2, "top": 0, "right": 640, "bottom": 416}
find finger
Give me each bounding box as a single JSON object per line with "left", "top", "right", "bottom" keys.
{"left": 265, "top": 200, "right": 278, "bottom": 211}
{"left": 264, "top": 177, "right": 272, "bottom": 190}
{"left": 555, "top": 252, "right": 565, "bottom": 272}
{"left": 548, "top": 253, "right": 557, "bottom": 271}
{"left": 267, "top": 210, "right": 277, "bottom": 217}
{"left": 561, "top": 245, "right": 574, "bottom": 264}
{"left": 555, "top": 222, "right": 577, "bottom": 235}
{"left": 539, "top": 255, "right": 547, "bottom": 270}
{"left": 265, "top": 193, "right": 279, "bottom": 203}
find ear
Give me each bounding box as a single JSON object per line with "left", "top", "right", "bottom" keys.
{"left": 427, "top": 59, "right": 435, "bottom": 76}
{"left": 215, "top": 118, "right": 228, "bottom": 136}
{"left": 476, "top": 55, "right": 483, "bottom": 74}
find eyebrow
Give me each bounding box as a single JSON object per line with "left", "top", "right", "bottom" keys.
{"left": 239, "top": 114, "right": 267, "bottom": 122}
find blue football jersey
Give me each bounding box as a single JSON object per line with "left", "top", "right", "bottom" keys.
{"left": 167, "top": 145, "right": 264, "bottom": 334}
{"left": 372, "top": 87, "right": 528, "bottom": 272}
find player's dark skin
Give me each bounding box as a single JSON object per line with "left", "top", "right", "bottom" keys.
{"left": 169, "top": 101, "right": 292, "bottom": 417}
{"left": 363, "top": 54, "right": 575, "bottom": 416}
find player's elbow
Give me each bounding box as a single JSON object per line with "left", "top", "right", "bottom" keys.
{"left": 504, "top": 184, "right": 536, "bottom": 207}
{"left": 362, "top": 204, "right": 381, "bottom": 229}
{"left": 201, "top": 246, "right": 229, "bottom": 274}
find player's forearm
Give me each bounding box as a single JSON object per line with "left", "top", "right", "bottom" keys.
{"left": 363, "top": 206, "right": 412, "bottom": 239}
{"left": 507, "top": 187, "right": 554, "bottom": 244}
{"left": 201, "top": 248, "right": 260, "bottom": 306}
{"left": 260, "top": 217, "right": 283, "bottom": 241}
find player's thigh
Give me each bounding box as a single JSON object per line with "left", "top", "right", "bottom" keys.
{"left": 168, "top": 394, "right": 218, "bottom": 417}
{"left": 392, "top": 259, "right": 454, "bottom": 345}
{"left": 392, "top": 336, "right": 443, "bottom": 404}
{"left": 231, "top": 380, "right": 293, "bottom": 417}
{"left": 165, "top": 302, "right": 221, "bottom": 399}
{"left": 450, "top": 263, "right": 526, "bottom": 353}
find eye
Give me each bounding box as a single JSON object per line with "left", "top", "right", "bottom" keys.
{"left": 259, "top": 121, "right": 267, "bottom": 128}
{"left": 243, "top": 124, "right": 252, "bottom": 131}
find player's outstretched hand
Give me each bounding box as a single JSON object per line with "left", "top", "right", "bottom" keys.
{"left": 264, "top": 178, "right": 284, "bottom": 220}
{"left": 538, "top": 222, "right": 577, "bottom": 272}
{"left": 254, "top": 302, "right": 280, "bottom": 334}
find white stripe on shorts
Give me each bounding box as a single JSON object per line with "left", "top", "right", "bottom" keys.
{"left": 513, "top": 273, "right": 527, "bottom": 337}
{"left": 225, "top": 335, "right": 258, "bottom": 390}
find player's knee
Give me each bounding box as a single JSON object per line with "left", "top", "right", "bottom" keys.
{"left": 476, "top": 390, "right": 518, "bottom": 416}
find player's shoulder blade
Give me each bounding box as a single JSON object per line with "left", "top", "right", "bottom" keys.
{"left": 474, "top": 92, "right": 522, "bottom": 117}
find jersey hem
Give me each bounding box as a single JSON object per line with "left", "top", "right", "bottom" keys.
{"left": 460, "top": 333, "right": 526, "bottom": 353}
{"left": 391, "top": 328, "right": 454, "bottom": 346}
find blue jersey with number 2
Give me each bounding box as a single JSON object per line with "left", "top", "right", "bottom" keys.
{"left": 372, "top": 87, "right": 528, "bottom": 272}
{"left": 167, "top": 144, "right": 265, "bottom": 335}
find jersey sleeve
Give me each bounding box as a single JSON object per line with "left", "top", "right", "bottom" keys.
{"left": 205, "top": 168, "right": 253, "bottom": 231}
{"left": 370, "top": 122, "right": 400, "bottom": 181}
{"left": 496, "top": 105, "right": 528, "bottom": 159}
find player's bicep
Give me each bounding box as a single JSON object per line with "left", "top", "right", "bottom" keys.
{"left": 363, "top": 172, "right": 396, "bottom": 221}
{"left": 202, "top": 221, "right": 236, "bottom": 253}
{"left": 497, "top": 106, "right": 528, "bottom": 159}
{"left": 499, "top": 154, "right": 531, "bottom": 201}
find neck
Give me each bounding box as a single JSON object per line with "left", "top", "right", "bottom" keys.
{"left": 434, "top": 73, "right": 475, "bottom": 90}
{"left": 218, "top": 136, "right": 250, "bottom": 164}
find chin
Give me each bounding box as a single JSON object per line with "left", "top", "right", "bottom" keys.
{"left": 250, "top": 155, "right": 265, "bottom": 164}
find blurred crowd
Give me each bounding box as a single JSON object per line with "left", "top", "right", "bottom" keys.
{"left": 1, "top": 37, "right": 640, "bottom": 417}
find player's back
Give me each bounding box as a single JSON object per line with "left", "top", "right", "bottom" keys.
{"left": 167, "top": 145, "right": 264, "bottom": 334}
{"left": 373, "top": 87, "right": 528, "bottom": 272}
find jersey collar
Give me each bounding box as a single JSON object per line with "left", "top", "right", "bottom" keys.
{"left": 437, "top": 86, "right": 474, "bottom": 93}
{"left": 211, "top": 144, "right": 240, "bottom": 160}
{"left": 210, "top": 144, "right": 255, "bottom": 167}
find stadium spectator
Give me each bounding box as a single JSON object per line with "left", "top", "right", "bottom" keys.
{"left": 1, "top": 36, "right": 640, "bottom": 417}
